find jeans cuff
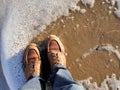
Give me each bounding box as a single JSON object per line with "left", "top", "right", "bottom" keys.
{"left": 27, "top": 74, "right": 39, "bottom": 81}
{"left": 50, "top": 64, "right": 66, "bottom": 85}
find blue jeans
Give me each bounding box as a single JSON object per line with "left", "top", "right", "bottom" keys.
{"left": 20, "top": 65, "right": 84, "bottom": 90}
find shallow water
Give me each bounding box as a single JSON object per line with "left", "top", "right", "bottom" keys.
{"left": 1, "top": 0, "right": 120, "bottom": 89}
{"left": 32, "top": 0, "right": 120, "bottom": 89}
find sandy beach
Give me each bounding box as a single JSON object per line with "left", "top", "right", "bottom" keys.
{"left": 32, "top": 0, "right": 120, "bottom": 86}
{"left": 1, "top": 0, "right": 120, "bottom": 89}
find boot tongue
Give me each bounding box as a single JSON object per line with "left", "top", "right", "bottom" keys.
{"left": 49, "top": 40, "right": 60, "bottom": 52}
{"left": 28, "top": 49, "right": 38, "bottom": 59}
{"left": 27, "top": 49, "right": 39, "bottom": 65}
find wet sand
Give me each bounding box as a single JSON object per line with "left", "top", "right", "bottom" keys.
{"left": 32, "top": 0, "right": 120, "bottom": 85}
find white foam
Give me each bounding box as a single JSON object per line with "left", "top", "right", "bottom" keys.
{"left": 1, "top": 0, "right": 96, "bottom": 89}
{"left": 81, "top": 44, "right": 120, "bottom": 60}
{"left": 79, "top": 74, "right": 120, "bottom": 90}
{"left": 80, "top": 9, "right": 87, "bottom": 14}
{"left": 110, "top": 0, "right": 120, "bottom": 18}
{"left": 79, "top": 44, "right": 120, "bottom": 90}
{"left": 81, "top": 0, "right": 95, "bottom": 8}
{"left": 1, "top": 0, "right": 120, "bottom": 89}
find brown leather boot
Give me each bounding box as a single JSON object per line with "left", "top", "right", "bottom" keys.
{"left": 47, "top": 35, "right": 66, "bottom": 68}
{"left": 23, "top": 43, "right": 41, "bottom": 80}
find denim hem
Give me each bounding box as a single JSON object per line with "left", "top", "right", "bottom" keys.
{"left": 50, "top": 64, "right": 66, "bottom": 85}
{"left": 27, "top": 74, "right": 40, "bottom": 81}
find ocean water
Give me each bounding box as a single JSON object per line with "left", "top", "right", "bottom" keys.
{"left": 0, "top": 0, "right": 120, "bottom": 90}
{"left": 0, "top": 0, "right": 82, "bottom": 89}
{"left": 110, "top": 0, "right": 120, "bottom": 18}
{"left": 80, "top": 44, "right": 120, "bottom": 90}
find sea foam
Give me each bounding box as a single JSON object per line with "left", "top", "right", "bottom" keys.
{"left": 0, "top": 0, "right": 120, "bottom": 90}
{"left": 80, "top": 44, "right": 120, "bottom": 90}
{"left": 0, "top": 0, "right": 92, "bottom": 89}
